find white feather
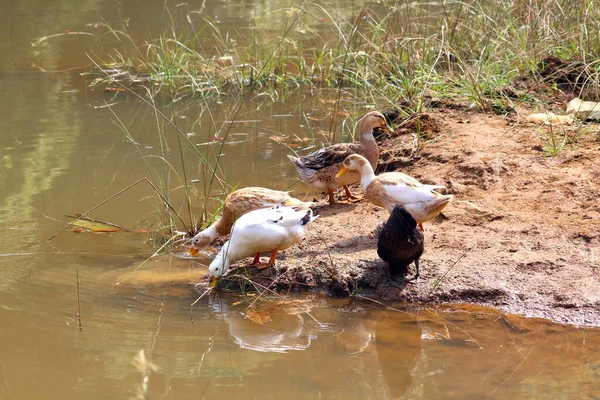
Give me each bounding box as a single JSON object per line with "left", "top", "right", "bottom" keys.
{"left": 383, "top": 182, "right": 441, "bottom": 204}
{"left": 208, "top": 206, "right": 318, "bottom": 277}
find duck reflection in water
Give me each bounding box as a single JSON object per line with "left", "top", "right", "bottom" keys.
{"left": 332, "top": 301, "right": 423, "bottom": 398}
{"left": 375, "top": 312, "right": 422, "bottom": 398}
{"left": 209, "top": 296, "right": 315, "bottom": 353}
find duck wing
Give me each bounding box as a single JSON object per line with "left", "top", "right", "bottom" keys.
{"left": 294, "top": 143, "right": 360, "bottom": 171}
{"left": 377, "top": 173, "right": 446, "bottom": 204}
{"left": 263, "top": 206, "right": 317, "bottom": 228}
{"left": 237, "top": 206, "right": 316, "bottom": 229}
{"left": 228, "top": 187, "right": 311, "bottom": 209}
{"left": 376, "top": 206, "right": 424, "bottom": 271}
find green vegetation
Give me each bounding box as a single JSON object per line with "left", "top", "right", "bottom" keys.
{"left": 82, "top": 0, "right": 600, "bottom": 245}
{"left": 91, "top": 1, "right": 600, "bottom": 114}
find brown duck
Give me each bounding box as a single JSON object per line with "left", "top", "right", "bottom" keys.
{"left": 375, "top": 204, "right": 424, "bottom": 283}
{"left": 190, "top": 187, "right": 312, "bottom": 258}
{"left": 287, "top": 111, "right": 392, "bottom": 204}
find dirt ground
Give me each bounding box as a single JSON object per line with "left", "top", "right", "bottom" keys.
{"left": 213, "top": 108, "right": 600, "bottom": 327}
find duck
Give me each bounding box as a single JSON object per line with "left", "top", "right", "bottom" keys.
{"left": 374, "top": 204, "right": 424, "bottom": 282}
{"left": 190, "top": 187, "right": 312, "bottom": 255}
{"left": 287, "top": 111, "right": 393, "bottom": 204}
{"left": 208, "top": 206, "right": 318, "bottom": 278}
{"left": 336, "top": 154, "right": 453, "bottom": 229}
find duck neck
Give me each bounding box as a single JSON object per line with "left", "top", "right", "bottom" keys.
{"left": 201, "top": 221, "right": 220, "bottom": 242}
{"left": 359, "top": 164, "right": 376, "bottom": 191}
{"left": 360, "top": 130, "right": 376, "bottom": 144}
{"left": 211, "top": 246, "right": 231, "bottom": 277}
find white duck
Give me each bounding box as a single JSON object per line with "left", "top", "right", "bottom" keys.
{"left": 208, "top": 206, "right": 318, "bottom": 278}
{"left": 189, "top": 187, "right": 312, "bottom": 254}
{"left": 336, "top": 154, "right": 453, "bottom": 230}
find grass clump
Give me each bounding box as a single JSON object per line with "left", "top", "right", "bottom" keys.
{"left": 89, "top": 1, "right": 600, "bottom": 113}
{"left": 71, "top": 0, "right": 600, "bottom": 252}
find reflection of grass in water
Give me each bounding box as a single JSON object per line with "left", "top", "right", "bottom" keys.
{"left": 133, "top": 349, "right": 158, "bottom": 400}
{"left": 92, "top": 73, "right": 238, "bottom": 248}
{"left": 0, "top": 77, "right": 82, "bottom": 289}
{"left": 88, "top": 1, "right": 600, "bottom": 113}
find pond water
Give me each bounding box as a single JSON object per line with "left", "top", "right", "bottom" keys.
{"left": 2, "top": 1, "right": 600, "bottom": 399}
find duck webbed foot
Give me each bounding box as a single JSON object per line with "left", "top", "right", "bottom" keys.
{"left": 342, "top": 185, "right": 363, "bottom": 203}
{"left": 249, "top": 252, "right": 262, "bottom": 266}
{"left": 253, "top": 249, "right": 278, "bottom": 270}
{"left": 327, "top": 189, "right": 337, "bottom": 205}
{"left": 405, "top": 259, "right": 421, "bottom": 283}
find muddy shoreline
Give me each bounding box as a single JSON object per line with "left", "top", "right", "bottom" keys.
{"left": 204, "top": 109, "right": 600, "bottom": 327}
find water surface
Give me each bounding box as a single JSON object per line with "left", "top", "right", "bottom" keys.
{"left": 1, "top": 1, "right": 600, "bottom": 399}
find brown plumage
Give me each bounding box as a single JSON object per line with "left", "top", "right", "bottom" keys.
{"left": 375, "top": 204, "right": 424, "bottom": 282}
{"left": 287, "top": 111, "right": 393, "bottom": 204}
{"left": 190, "top": 187, "right": 312, "bottom": 251}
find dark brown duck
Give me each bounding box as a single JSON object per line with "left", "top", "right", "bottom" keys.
{"left": 375, "top": 204, "right": 424, "bottom": 283}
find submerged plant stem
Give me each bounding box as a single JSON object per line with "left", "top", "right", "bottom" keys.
{"left": 76, "top": 269, "right": 82, "bottom": 331}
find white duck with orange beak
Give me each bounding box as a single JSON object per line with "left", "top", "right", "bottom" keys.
{"left": 337, "top": 154, "right": 452, "bottom": 230}
{"left": 208, "top": 206, "right": 318, "bottom": 278}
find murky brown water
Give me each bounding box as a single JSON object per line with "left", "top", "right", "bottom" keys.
{"left": 2, "top": 1, "right": 600, "bottom": 399}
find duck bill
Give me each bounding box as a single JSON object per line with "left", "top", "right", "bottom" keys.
{"left": 189, "top": 246, "right": 199, "bottom": 256}
{"left": 336, "top": 166, "right": 349, "bottom": 178}
{"left": 384, "top": 124, "right": 393, "bottom": 133}
{"left": 209, "top": 276, "right": 218, "bottom": 288}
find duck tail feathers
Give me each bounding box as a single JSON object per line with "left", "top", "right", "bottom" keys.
{"left": 301, "top": 209, "right": 318, "bottom": 225}
{"left": 287, "top": 154, "right": 300, "bottom": 165}
{"left": 283, "top": 196, "right": 314, "bottom": 209}
{"left": 428, "top": 195, "right": 453, "bottom": 215}
{"left": 372, "top": 221, "right": 386, "bottom": 238}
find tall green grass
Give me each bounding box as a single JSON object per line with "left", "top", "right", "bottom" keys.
{"left": 91, "top": 1, "right": 600, "bottom": 112}
{"left": 85, "top": 0, "right": 600, "bottom": 248}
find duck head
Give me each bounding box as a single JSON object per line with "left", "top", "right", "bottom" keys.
{"left": 190, "top": 232, "right": 212, "bottom": 255}
{"left": 336, "top": 154, "right": 372, "bottom": 178}
{"left": 208, "top": 247, "right": 230, "bottom": 278}
{"left": 358, "top": 111, "right": 393, "bottom": 136}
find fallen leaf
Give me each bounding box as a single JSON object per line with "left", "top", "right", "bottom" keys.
{"left": 270, "top": 136, "right": 285, "bottom": 143}
{"left": 67, "top": 215, "right": 150, "bottom": 234}
{"left": 231, "top": 301, "right": 242, "bottom": 306}
{"left": 131, "top": 229, "right": 152, "bottom": 234}
{"left": 526, "top": 113, "right": 573, "bottom": 125}
{"left": 245, "top": 309, "right": 271, "bottom": 325}
{"left": 103, "top": 87, "right": 126, "bottom": 93}
{"left": 270, "top": 299, "right": 312, "bottom": 315}
{"left": 71, "top": 219, "right": 121, "bottom": 232}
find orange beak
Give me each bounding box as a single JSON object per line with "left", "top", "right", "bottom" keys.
{"left": 189, "top": 246, "right": 199, "bottom": 256}
{"left": 336, "top": 165, "right": 349, "bottom": 178}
